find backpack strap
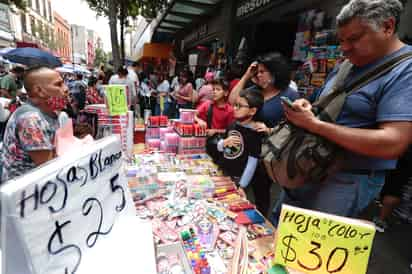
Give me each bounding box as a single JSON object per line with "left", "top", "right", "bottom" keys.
{"left": 206, "top": 102, "right": 213, "bottom": 128}
{"left": 314, "top": 51, "right": 412, "bottom": 122}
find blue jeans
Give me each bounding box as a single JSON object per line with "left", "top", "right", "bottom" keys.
{"left": 154, "top": 102, "right": 171, "bottom": 117}
{"left": 270, "top": 171, "right": 385, "bottom": 227}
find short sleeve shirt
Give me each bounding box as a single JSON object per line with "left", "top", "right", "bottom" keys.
{"left": 0, "top": 74, "right": 18, "bottom": 98}
{"left": 177, "top": 83, "right": 193, "bottom": 105}
{"left": 197, "top": 100, "right": 234, "bottom": 129}
{"left": 256, "top": 87, "right": 300, "bottom": 128}
{"left": 221, "top": 123, "right": 262, "bottom": 178}
{"left": 197, "top": 84, "right": 213, "bottom": 105}
{"left": 318, "top": 45, "right": 412, "bottom": 170}
{"left": 1, "top": 103, "right": 59, "bottom": 182}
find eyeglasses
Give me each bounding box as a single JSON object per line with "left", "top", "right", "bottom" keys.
{"left": 233, "top": 103, "right": 250, "bottom": 109}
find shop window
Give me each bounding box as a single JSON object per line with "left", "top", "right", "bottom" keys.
{"left": 21, "top": 13, "right": 27, "bottom": 33}
{"left": 30, "top": 16, "right": 36, "bottom": 36}
{"left": 48, "top": 1, "right": 52, "bottom": 22}
{"left": 35, "top": 0, "right": 40, "bottom": 13}
{"left": 43, "top": 0, "right": 47, "bottom": 18}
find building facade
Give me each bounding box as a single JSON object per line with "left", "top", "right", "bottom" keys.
{"left": 0, "top": 2, "right": 14, "bottom": 48}
{"left": 17, "top": 0, "right": 54, "bottom": 49}
{"left": 53, "top": 11, "right": 71, "bottom": 63}
{"left": 87, "top": 29, "right": 97, "bottom": 66}
{"left": 71, "top": 24, "right": 87, "bottom": 64}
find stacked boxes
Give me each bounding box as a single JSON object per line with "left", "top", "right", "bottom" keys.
{"left": 82, "top": 104, "right": 133, "bottom": 158}
{"left": 175, "top": 109, "right": 207, "bottom": 155}
{"left": 145, "top": 110, "right": 207, "bottom": 155}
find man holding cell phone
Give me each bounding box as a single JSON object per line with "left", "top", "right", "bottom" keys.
{"left": 268, "top": 0, "right": 412, "bottom": 225}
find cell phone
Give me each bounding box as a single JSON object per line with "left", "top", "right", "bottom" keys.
{"left": 280, "top": 96, "right": 294, "bottom": 108}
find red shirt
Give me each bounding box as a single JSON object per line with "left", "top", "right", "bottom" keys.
{"left": 197, "top": 100, "right": 234, "bottom": 129}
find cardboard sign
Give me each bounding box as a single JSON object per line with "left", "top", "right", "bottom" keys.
{"left": 105, "top": 85, "right": 128, "bottom": 115}
{"left": 275, "top": 205, "right": 375, "bottom": 274}
{"left": 1, "top": 136, "right": 157, "bottom": 274}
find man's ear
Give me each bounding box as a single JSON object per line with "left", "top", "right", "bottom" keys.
{"left": 382, "top": 17, "right": 396, "bottom": 36}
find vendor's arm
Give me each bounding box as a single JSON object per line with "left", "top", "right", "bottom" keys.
{"left": 238, "top": 156, "right": 258, "bottom": 188}
{"left": 28, "top": 150, "right": 54, "bottom": 166}
{"left": 285, "top": 99, "right": 412, "bottom": 159}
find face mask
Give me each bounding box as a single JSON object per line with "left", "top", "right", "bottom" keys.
{"left": 47, "top": 96, "right": 67, "bottom": 111}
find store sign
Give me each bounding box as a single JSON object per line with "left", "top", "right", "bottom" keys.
{"left": 1, "top": 136, "right": 157, "bottom": 274}
{"left": 275, "top": 205, "right": 375, "bottom": 274}
{"left": 105, "top": 85, "right": 128, "bottom": 115}
{"left": 236, "top": 0, "right": 274, "bottom": 18}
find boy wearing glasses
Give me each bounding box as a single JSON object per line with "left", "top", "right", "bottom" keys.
{"left": 217, "top": 89, "right": 264, "bottom": 199}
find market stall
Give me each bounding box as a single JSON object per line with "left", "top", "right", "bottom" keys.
{"left": 0, "top": 80, "right": 377, "bottom": 274}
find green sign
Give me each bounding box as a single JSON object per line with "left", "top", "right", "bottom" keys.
{"left": 105, "top": 85, "right": 128, "bottom": 115}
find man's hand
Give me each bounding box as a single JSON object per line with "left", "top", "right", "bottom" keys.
{"left": 284, "top": 98, "right": 320, "bottom": 133}
{"left": 223, "top": 135, "right": 241, "bottom": 148}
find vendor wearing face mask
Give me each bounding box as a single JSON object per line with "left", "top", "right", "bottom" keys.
{"left": 0, "top": 67, "right": 69, "bottom": 183}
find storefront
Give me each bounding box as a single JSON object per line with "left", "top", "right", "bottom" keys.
{"left": 231, "top": 0, "right": 346, "bottom": 60}
{"left": 152, "top": 0, "right": 235, "bottom": 75}
{"left": 182, "top": 16, "right": 228, "bottom": 74}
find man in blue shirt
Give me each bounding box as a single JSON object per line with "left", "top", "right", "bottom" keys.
{"left": 272, "top": 0, "right": 412, "bottom": 225}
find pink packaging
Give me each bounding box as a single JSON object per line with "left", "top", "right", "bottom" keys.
{"left": 165, "top": 133, "right": 179, "bottom": 146}
{"left": 160, "top": 127, "right": 174, "bottom": 141}
{"left": 179, "top": 109, "right": 196, "bottom": 124}
{"left": 147, "top": 139, "right": 161, "bottom": 150}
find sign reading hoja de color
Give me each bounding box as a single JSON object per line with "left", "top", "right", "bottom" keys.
{"left": 275, "top": 205, "right": 376, "bottom": 274}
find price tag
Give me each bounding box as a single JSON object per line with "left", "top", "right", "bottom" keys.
{"left": 105, "top": 85, "right": 128, "bottom": 115}
{"left": 275, "top": 205, "right": 376, "bottom": 274}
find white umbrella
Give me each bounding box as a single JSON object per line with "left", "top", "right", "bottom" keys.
{"left": 56, "top": 66, "right": 74, "bottom": 73}
{"left": 0, "top": 47, "right": 15, "bottom": 56}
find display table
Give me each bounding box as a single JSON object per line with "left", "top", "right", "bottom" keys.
{"left": 125, "top": 150, "right": 298, "bottom": 273}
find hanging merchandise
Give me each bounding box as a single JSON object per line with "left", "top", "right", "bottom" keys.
{"left": 292, "top": 10, "right": 344, "bottom": 97}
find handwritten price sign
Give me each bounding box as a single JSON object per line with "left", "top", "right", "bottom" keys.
{"left": 105, "top": 85, "right": 128, "bottom": 115}
{"left": 275, "top": 205, "right": 376, "bottom": 274}
{"left": 0, "top": 137, "right": 149, "bottom": 274}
